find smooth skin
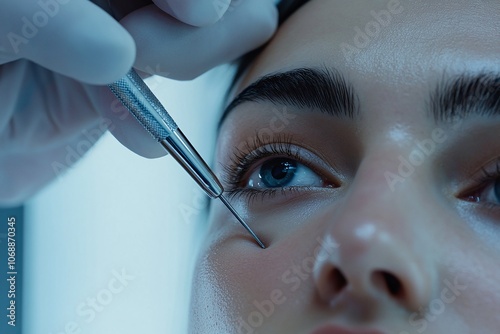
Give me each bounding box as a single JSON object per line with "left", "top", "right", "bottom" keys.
{"left": 190, "top": 0, "right": 500, "bottom": 333}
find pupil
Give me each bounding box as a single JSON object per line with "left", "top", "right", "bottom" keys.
{"left": 261, "top": 159, "right": 297, "bottom": 187}
{"left": 271, "top": 162, "right": 290, "bottom": 179}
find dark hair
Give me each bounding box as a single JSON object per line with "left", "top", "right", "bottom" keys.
{"left": 231, "top": 0, "right": 311, "bottom": 87}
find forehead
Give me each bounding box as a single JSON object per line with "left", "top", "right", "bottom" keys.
{"left": 240, "top": 0, "right": 500, "bottom": 91}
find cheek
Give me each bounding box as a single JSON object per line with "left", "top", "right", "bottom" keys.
{"left": 190, "top": 206, "right": 323, "bottom": 331}
{"left": 448, "top": 245, "right": 500, "bottom": 329}
{"left": 191, "top": 187, "right": 500, "bottom": 332}
{"left": 425, "top": 213, "right": 500, "bottom": 330}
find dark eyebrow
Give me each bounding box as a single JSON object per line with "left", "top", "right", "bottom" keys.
{"left": 221, "top": 68, "right": 500, "bottom": 128}
{"left": 219, "top": 67, "right": 359, "bottom": 126}
{"left": 430, "top": 73, "right": 500, "bottom": 123}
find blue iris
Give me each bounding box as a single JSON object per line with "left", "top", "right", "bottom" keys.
{"left": 260, "top": 158, "right": 298, "bottom": 187}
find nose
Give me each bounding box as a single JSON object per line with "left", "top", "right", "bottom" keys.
{"left": 312, "top": 164, "right": 437, "bottom": 313}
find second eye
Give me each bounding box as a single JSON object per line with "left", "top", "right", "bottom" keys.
{"left": 247, "top": 158, "right": 325, "bottom": 189}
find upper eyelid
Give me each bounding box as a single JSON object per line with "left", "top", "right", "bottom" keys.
{"left": 455, "top": 170, "right": 500, "bottom": 217}
{"left": 458, "top": 158, "right": 500, "bottom": 195}
{"left": 221, "top": 136, "right": 296, "bottom": 185}
{"left": 222, "top": 142, "right": 298, "bottom": 188}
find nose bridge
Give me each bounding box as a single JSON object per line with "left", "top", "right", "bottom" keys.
{"left": 336, "top": 152, "right": 421, "bottom": 244}
{"left": 312, "top": 153, "right": 438, "bottom": 312}
{"left": 331, "top": 153, "right": 428, "bottom": 269}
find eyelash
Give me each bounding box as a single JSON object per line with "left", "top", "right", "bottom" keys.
{"left": 222, "top": 135, "right": 500, "bottom": 212}
{"left": 222, "top": 134, "right": 327, "bottom": 201}
{"left": 462, "top": 158, "right": 500, "bottom": 210}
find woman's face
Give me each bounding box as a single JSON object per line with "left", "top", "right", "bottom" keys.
{"left": 190, "top": 0, "right": 500, "bottom": 333}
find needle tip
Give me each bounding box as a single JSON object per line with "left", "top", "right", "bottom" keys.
{"left": 218, "top": 195, "right": 266, "bottom": 249}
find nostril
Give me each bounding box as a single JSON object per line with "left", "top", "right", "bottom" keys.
{"left": 372, "top": 270, "right": 405, "bottom": 299}
{"left": 383, "top": 271, "right": 403, "bottom": 296}
{"left": 329, "top": 268, "right": 348, "bottom": 294}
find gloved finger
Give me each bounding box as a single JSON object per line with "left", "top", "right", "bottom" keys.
{"left": 152, "top": 0, "right": 230, "bottom": 27}
{"left": 4, "top": 0, "right": 135, "bottom": 84}
{"left": 93, "top": 0, "right": 227, "bottom": 27}
{"left": 0, "top": 60, "right": 102, "bottom": 154}
{"left": 121, "top": 0, "right": 277, "bottom": 80}
{"left": 0, "top": 120, "right": 105, "bottom": 206}
{"left": 94, "top": 85, "right": 167, "bottom": 159}
{"left": 98, "top": 0, "right": 152, "bottom": 20}
{"left": 0, "top": 1, "right": 32, "bottom": 65}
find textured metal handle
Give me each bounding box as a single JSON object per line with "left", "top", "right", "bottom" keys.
{"left": 108, "top": 69, "right": 223, "bottom": 198}
{"left": 108, "top": 69, "right": 178, "bottom": 141}
{"left": 161, "top": 130, "right": 223, "bottom": 198}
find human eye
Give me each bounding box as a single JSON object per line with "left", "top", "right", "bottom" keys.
{"left": 459, "top": 158, "right": 500, "bottom": 211}
{"left": 247, "top": 158, "right": 323, "bottom": 189}
{"left": 222, "top": 135, "right": 338, "bottom": 201}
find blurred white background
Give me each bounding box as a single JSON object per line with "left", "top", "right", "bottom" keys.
{"left": 23, "top": 66, "right": 234, "bottom": 333}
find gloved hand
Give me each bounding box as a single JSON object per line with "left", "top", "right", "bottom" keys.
{"left": 0, "top": 0, "right": 277, "bottom": 205}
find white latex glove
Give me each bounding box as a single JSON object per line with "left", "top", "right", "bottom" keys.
{"left": 0, "top": 0, "right": 277, "bottom": 205}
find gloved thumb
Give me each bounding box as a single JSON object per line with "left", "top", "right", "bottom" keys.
{"left": 0, "top": 0, "right": 135, "bottom": 85}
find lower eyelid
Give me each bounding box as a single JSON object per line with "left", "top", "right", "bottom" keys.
{"left": 225, "top": 185, "right": 330, "bottom": 203}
